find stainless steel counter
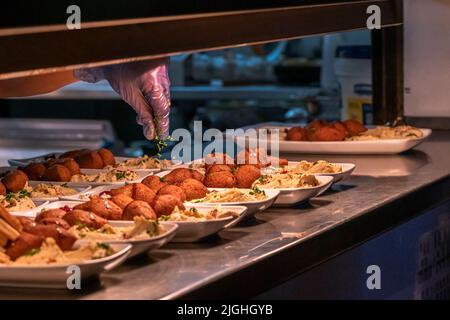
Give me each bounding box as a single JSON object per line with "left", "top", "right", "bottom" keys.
{"left": 1, "top": 131, "right": 450, "bottom": 299}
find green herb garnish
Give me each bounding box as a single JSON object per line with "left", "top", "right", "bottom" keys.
{"left": 5, "top": 192, "right": 15, "bottom": 201}
{"left": 159, "top": 215, "right": 170, "bottom": 221}
{"left": 115, "top": 171, "right": 126, "bottom": 180}
{"left": 97, "top": 243, "right": 111, "bottom": 250}
{"left": 24, "top": 248, "right": 40, "bottom": 257}
{"left": 155, "top": 135, "right": 173, "bottom": 158}
{"left": 249, "top": 186, "right": 265, "bottom": 196}
{"left": 75, "top": 221, "right": 87, "bottom": 229}
{"left": 18, "top": 189, "right": 31, "bottom": 198}
{"left": 61, "top": 183, "right": 68, "bottom": 188}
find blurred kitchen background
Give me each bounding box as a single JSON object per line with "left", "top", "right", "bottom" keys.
{"left": 0, "top": 30, "right": 371, "bottom": 162}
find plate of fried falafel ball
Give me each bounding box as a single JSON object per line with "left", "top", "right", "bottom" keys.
{"left": 231, "top": 120, "right": 431, "bottom": 154}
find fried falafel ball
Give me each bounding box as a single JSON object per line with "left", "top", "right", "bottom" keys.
{"left": 111, "top": 194, "right": 134, "bottom": 210}
{"left": 59, "top": 149, "right": 84, "bottom": 160}
{"left": 305, "top": 120, "right": 325, "bottom": 141}
{"left": 235, "top": 165, "right": 261, "bottom": 188}
{"left": 27, "top": 224, "right": 76, "bottom": 250}
{"left": 204, "top": 153, "right": 235, "bottom": 168}
{"left": 152, "top": 195, "right": 185, "bottom": 217}
{"left": 22, "top": 163, "right": 47, "bottom": 180}
{"left": 75, "top": 151, "right": 104, "bottom": 169}
{"left": 286, "top": 127, "right": 308, "bottom": 141}
{"left": 0, "top": 182, "right": 6, "bottom": 196}
{"left": 332, "top": 121, "right": 349, "bottom": 138}
{"left": 190, "top": 169, "right": 205, "bottom": 183}
{"left": 141, "top": 175, "right": 167, "bottom": 192}
{"left": 314, "top": 126, "right": 346, "bottom": 141}
{"left": 2, "top": 170, "right": 29, "bottom": 192}
{"left": 204, "top": 171, "right": 236, "bottom": 188}
{"left": 236, "top": 148, "right": 270, "bottom": 168}
{"left": 37, "top": 217, "right": 71, "bottom": 230}
{"left": 98, "top": 148, "right": 116, "bottom": 166}
{"left": 110, "top": 184, "right": 133, "bottom": 197}
{"left": 157, "top": 185, "right": 187, "bottom": 202}
{"left": 5, "top": 232, "right": 44, "bottom": 260}
{"left": 344, "top": 120, "right": 367, "bottom": 136}
{"left": 162, "top": 168, "right": 193, "bottom": 184}
{"left": 44, "top": 158, "right": 58, "bottom": 168}
{"left": 177, "top": 178, "right": 208, "bottom": 201}
{"left": 35, "top": 208, "right": 67, "bottom": 223}
{"left": 56, "top": 158, "right": 81, "bottom": 175}
{"left": 63, "top": 209, "right": 108, "bottom": 229}
{"left": 132, "top": 183, "right": 157, "bottom": 205}
{"left": 42, "top": 164, "right": 72, "bottom": 182}
{"left": 122, "top": 200, "right": 157, "bottom": 220}
{"left": 206, "top": 164, "right": 232, "bottom": 174}
{"left": 16, "top": 216, "right": 35, "bottom": 229}
{"left": 73, "top": 197, "right": 122, "bottom": 220}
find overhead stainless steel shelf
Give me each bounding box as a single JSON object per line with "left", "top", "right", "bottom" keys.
{"left": 0, "top": 0, "right": 402, "bottom": 80}
{"left": 22, "top": 81, "right": 322, "bottom": 101}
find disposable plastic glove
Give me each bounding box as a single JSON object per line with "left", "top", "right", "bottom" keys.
{"left": 74, "top": 58, "right": 171, "bottom": 140}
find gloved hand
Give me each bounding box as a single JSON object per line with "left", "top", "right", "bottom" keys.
{"left": 74, "top": 58, "right": 171, "bottom": 140}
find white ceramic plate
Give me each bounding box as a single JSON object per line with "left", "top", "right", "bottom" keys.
{"left": 8, "top": 152, "right": 61, "bottom": 167}
{"left": 114, "top": 157, "right": 183, "bottom": 173}
{"left": 89, "top": 203, "right": 246, "bottom": 243}
{"left": 0, "top": 243, "right": 132, "bottom": 288}
{"left": 230, "top": 125, "right": 432, "bottom": 154}
{"left": 0, "top": 166, "right": 150, "bottom": 188}
{"left": 187, "top": 188, "right": 280, "bottom": 221}
{"left": 76, "top": 221, "right": 178, "bottom": 258}
{"left": 13, "top": 200, "right": 85, "bottom": 219}
{"left": 8, "top": 154, "right": 183, "bottom": 171}
{"left": 29, "top": 199, "right": 245, "bottom": 243}
{"left": 59, "top": 185, "right": 115, "bottom": 202}
{"left": 260, "top": 175, "right": 334, "bottom": 207}
{"left": 169, "top": 204, "right": 246, "bottom": 242}
{"left": 15, "top": 200, "right": 178, "bottom": 258}
{"left": 27, "top": 182, "right": 92, "bottom": 202}
{"left": 4, "top": 200, "right": 50, "bottom": 218}
{"left": 262, "top": 162, "right": 356, "bottom": 184}
{"left": 32, "top": 169, "right": 151, "bottom": 188}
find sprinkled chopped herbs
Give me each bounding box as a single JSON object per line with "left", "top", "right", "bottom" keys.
{"left": 159, "top": 177, "right": 165, "bottom": 182}
{"left": 155, "top": 136, "right": 173, "bottom": 158}
{"left": 5, "top": 192, "right": 15, "bottom": 201}
{"left": 115, "top": 171, "right": 126, "bottom": 180}
{"left": 61, "top": 183, "right": 68, "bottom": 188}
{"left": 18, "top": 189, "right": 31, "bottom": 198}
{"left": 75, "top": 221, "right": 87, "bottom": 229}
{"left": 24, "top": 248, "right": 40, "bottom": 257}
{"left": 97, "top": 243, "right": 111, "bottom": 250}
{"left": 249, "top": 186, "right": 265, "bottom": 196}
{"left": 159, "top": 215, "right": 170, "bottom": 221}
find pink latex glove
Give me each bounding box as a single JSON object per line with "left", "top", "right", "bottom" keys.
{"left": 74, "top": 58, "right": 171, "bottom": 140}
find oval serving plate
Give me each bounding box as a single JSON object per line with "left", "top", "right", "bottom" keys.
{"left": 75, "top": 222, "right": 178, "bottom": 258}
{"left": 232, "top": 126, "right": 432, "bottom": 155}
{"left": 0, "top": 243, "right": 131, "bottom": 289}
{"left": 27, "top": 182, "right": 92, "bottom": 202}
{"left": 261, "top": 175, "right": 334, "bottom": 207}
{"left": 187, "top": 188, "right": 280, "bottom": 221}
{"left": 114, "top": 157, "right": 183, "bottom": 174}
{"left": 262, "top": 162, "right": 356, "bottom": 184}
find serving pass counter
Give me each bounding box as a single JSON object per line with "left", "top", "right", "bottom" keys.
{"left": 0, "top": 131, "right": 447, "bottom": 299}
{"left": 2, "top": 0, "right": 450, "bottom": 300}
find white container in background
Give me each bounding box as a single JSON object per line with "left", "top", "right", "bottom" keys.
{"left": 334, "top": 46, "right": 373, "bottom": 124}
